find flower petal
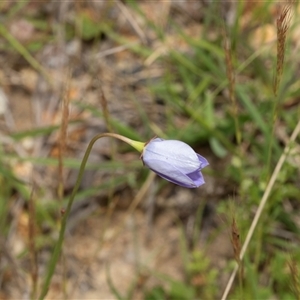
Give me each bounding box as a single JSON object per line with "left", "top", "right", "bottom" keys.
{"left": 187, "top": 169, "right": 205, "bottom": 186}
{"left": 143, "top": 158, "right": 199, "bottom": 188}
{"left": 144, "top": 139, "right": 201, "bottom": 173}
{"left": 197, "top": 154, "right": 209, "bottom": 169}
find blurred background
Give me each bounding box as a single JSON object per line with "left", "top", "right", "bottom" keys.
{"left": 0, "top": 0, "right": 300, "bottom": 299}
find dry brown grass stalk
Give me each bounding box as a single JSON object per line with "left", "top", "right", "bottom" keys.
{"left": 223, "top": 31, "right": 241, "bottom": 145}
{"left": 288, "top": 256, "right": 300, "bottom": 299}
{"left": 58, "top": 71, "right": 71, "bottom": 202}
{"left": 57, "top": 71, "right": 71, "bottom": 298}
{"left": 99, "top": 86, "right": 113, "bottom": 133}
{"left": 267, "top": 4, "right": 293, "bottom": 176}
{"left": 231, "top": 217, "right": 241, "bottom": 265}
{"left": 231, "top": 214, "right": 244, "bottom": 294}
{"left": 273, "top": 4, "right": 292, "bottom": 96}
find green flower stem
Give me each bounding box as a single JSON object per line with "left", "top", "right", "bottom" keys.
{"left": 39, "top": 133, "right": 145, "bottom": 299}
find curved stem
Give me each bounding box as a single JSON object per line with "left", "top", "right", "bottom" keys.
{"left": 39, "top": 133, "right": 144, "bottom": 299}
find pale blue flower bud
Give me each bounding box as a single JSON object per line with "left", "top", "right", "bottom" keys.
{"left": 142, "top": 138, "right": 209, "bottom": 188}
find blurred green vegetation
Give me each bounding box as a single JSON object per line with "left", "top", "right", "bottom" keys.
{"left": 0, "top": 0, "right": 299, "bottom": 299}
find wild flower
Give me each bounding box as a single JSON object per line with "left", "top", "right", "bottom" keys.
{"left": 141, "top": 138, "right": 209, "bottom": 188}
